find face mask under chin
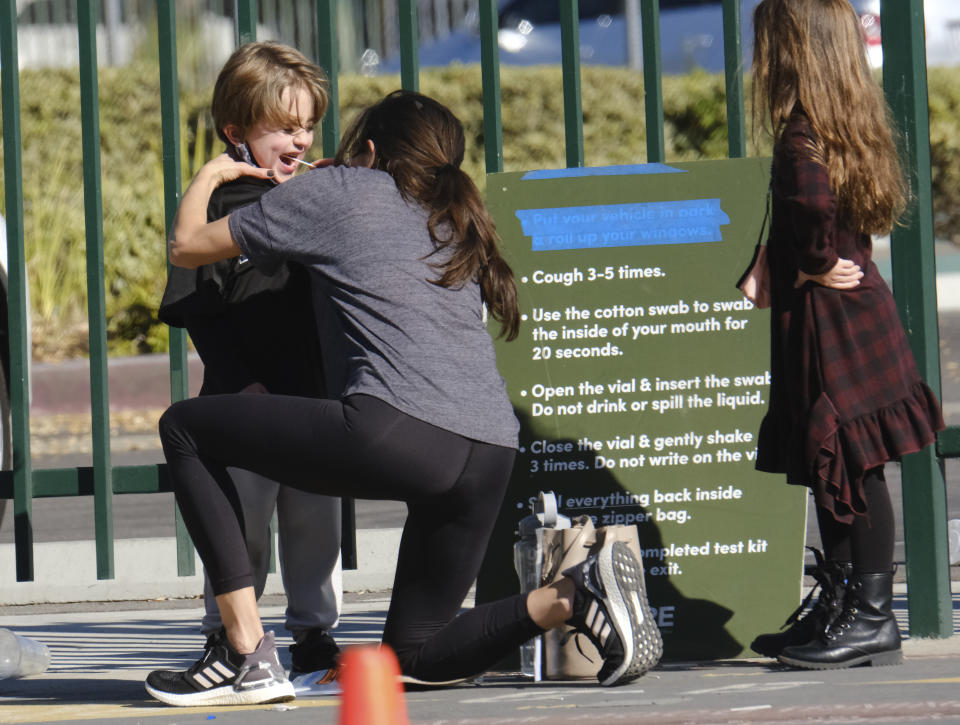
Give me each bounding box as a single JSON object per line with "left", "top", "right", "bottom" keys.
{"left": 228, "top": 142, "right": 258, "bottom": 167}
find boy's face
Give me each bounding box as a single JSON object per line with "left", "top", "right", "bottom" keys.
{"left": 243, "top": 86, "right": 316, "bottom": 183}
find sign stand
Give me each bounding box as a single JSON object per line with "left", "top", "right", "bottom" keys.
{"left": 478, "top": 159, "right": 806, "bottom": 661}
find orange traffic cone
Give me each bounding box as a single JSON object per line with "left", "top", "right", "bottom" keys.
{"left": 338, "top": 644, "right": 410, "bottom": 725}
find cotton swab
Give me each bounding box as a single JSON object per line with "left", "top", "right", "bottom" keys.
{"left": 283, "top": 156, "right": 315, "bottom": 168}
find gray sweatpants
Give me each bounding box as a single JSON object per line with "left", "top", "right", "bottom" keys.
{"left": 200, "top": 466, "right": 341, "bottom": 638}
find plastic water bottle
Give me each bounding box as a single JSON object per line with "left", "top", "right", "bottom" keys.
{"left": 513, "top": 491, "right": 571, "bottom": 679}
{"left": 514, "top": 516, "right": 542, "bottom": 678}
{"left": 0, "top": 628, "right": 51, "bottom": 679}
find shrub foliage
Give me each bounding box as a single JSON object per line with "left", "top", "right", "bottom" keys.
{"left": 1, "top": 64, "right": 957, "bottom": 359}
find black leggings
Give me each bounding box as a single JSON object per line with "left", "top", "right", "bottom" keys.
{"left": 159, "top": 393, "right": 541, "bottom": 681}
{"left": 816, "top": 466, "right": 895, "bottom": 573}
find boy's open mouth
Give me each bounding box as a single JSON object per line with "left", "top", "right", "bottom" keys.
{"left": 281, "top": 155, "right": 312, "bottom": 170}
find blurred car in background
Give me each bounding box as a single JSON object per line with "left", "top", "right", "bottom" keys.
{"left": 377, "top": 0, "right": 763, "bottom": 75}
{"left": 375, "top": 0, "right": 960, "bottom": 75}
{"left": 849, "top": 1, "right": 958, "bottom": 69}
{"left": 851, "top": 0, "right": 883, "bottom": 68}
{"left": 924, "top": 1, "right": 960, "bottom": 66}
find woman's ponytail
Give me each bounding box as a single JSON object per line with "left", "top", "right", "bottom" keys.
{"left": 426, "top": 166, "right": 519, "bottom": 341}
{"left": 338, "top": 91, "right": 520, "bottom": 341}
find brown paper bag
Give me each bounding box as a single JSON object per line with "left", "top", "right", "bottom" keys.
{"left": 539, "top": 516, "right": 645, "bottom": 680}
{"left": 735, "top": 243, "right": 770, "bottom": 308}
{"left": 734, "top": 188, "right": 772, "bottom": 309}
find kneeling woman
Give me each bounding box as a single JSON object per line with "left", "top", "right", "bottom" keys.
{"left": 147, "top": 91, "right": 663, "bottom": 707}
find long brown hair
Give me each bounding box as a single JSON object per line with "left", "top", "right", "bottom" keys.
{"left": 751, "top": 0, "right": 907, "bottom": 234}
{"left": 336, "top": 90, "right": 519, "bottom": 340}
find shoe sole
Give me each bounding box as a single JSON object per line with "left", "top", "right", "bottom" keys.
{"left": 598, "top": 542, "right": 663, "bottom": 686}
{"left": 146, "top": 678, "right": 296, "bottom": 707}
{"left": 399, "top": 673, "right": 474, "bottom": 688}
{"left": 291, "top": 668, "right": 472, "bottom": 694}
{"left": 290, "top": 669, "right": 342, "bottom": 697}
{"left": 777, "top": 648, "right": 903, "bottom": 670}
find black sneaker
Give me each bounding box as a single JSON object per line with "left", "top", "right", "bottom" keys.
{"left": 290, "top": 628, "right": 341, "bottom": 674}
{"left": 289, "top": 629, "right": 342, "bottom": 697}
{"left": 563, "top": 541, "right": 663, "bottom": 686}
{"left": 145, "top": 629, "right": 295, "bottom": 707}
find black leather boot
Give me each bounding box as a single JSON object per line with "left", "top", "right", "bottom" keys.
{"left": 750, "top": 550, "right": 850, "bottom": 657}
{"left": 777, "top": 571, "right": 902, "bottom": 669}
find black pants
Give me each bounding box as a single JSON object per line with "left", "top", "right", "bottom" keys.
{"left": 159, "top": 393, "right": 541, "bottom": 681}
{"left": 816, "top": 466, "right": 896, "bottom": 573}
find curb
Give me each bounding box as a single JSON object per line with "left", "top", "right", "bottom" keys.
{"left": 0, "top": 528, "right": 402, "bottom": 606}
{"left": 32, "top": 353, "right": 204, "bottom": 415}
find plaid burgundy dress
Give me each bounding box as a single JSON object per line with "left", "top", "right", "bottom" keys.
{"left": 755, "top": 110, "right": 944, "bottom": 523}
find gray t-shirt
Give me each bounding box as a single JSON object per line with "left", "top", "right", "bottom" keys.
{"left": 229, "top": 165, "right": 519, "bottom": 449}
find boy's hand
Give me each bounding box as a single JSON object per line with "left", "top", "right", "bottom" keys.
{"left": 309, "top": 157, "right": 336, "bottom": 168}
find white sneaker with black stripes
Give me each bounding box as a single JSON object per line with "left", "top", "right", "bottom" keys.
{"left": 145, "top": 629, "right": 295, "bottom": 707}
{"left": 563, "top": 541, "right": 663, "bottom": 686}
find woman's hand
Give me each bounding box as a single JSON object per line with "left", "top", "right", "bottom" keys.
{"left": 795, "top": 257, "right": 863, "bottom": 289}
{"left": 169, "top": 154, "right": 270, "bottom": 269}
{"left": 201, "top": 153, "right": 275, "bottom": 186}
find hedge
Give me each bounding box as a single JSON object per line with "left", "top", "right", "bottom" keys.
{"left": 1, "top": 64, "right": 957, "bottom": 359}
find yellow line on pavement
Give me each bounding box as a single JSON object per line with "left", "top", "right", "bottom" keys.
{"left": 702, "top": 672, "right": 960, "bottom": 686}
{"left": 865, "top": 677, "right": 960, "bottom": 685}
{"left": 0, "top": 698, "right": 337, "bottom": 724}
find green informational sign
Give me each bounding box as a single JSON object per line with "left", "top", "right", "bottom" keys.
{"left": 477, "top": 158, "right": 807, "bottom": 661}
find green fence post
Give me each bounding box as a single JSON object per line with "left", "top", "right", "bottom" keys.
{"left": 881, "top": 0, "right": 951, "bottom": 638}
{"left": 314, "top": 0, "right": 358, "bottom": 571}
{"left": 640, "top": 0, "right": 664, "bottom": 162}
{"left": 558, "top": 0, "right": 584, "bottom": 168}
{"left": 77, "top": 0, "right": 115, "bottom": 580}
{"left": 938, "top": 428, "right": 960, "bottom": 458}
{"left": 316, "top": 0, "right": 340, "bottom": 158}
{"left": 157, "top": 0, "right": 196, "bottom": 576}
{"left": 479, "top": 0, "right": 503, "bottom": 174}
{"left": 237, "top": 0, "right": 258, "bottom": 44}
{"left": 0, "top": 0, "right": 35, "bottom": 582}
{"left": 157, "top": 1, "right": 189, "bottom": 409}
{"left": 722, "top": 0, "right": 746, "bottom": 159}
{"left": 398, "top": 0, "right": 419, "bottom": 92}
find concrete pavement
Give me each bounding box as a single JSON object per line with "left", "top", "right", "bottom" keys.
{"left": 0, "top": 588, "right": 957, "bottom": 725}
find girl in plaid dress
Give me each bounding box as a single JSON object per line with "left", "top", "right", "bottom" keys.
{"left": 747, "top": 0, "right": 944, "bottom": 669}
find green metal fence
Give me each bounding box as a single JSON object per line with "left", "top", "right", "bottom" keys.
{"left": 0, "top": 0, "right": 955, "bottom": 639}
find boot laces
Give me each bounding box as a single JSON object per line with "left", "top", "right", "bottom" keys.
{"left": 823, "top": 579, "right": 864, "bottom": 640}
{"left": 781, "top": 548, "right": 846, "bottom": 630}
